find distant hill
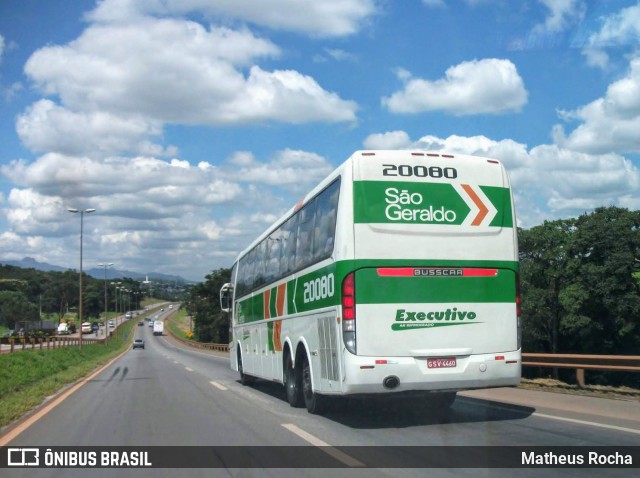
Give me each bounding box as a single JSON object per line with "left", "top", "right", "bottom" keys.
{"left": 1, "top": 257, "right": 67, "bottom": 273}
{"left": 0, "top": 257, "right": 190, "bottom": 283}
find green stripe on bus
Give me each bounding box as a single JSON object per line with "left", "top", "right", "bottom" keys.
{"left": 267, "top": 321, "right": 274, "bottom": 351}
{"left": 234, "top": 259, "right": 518, "bottom": 323}
{"left": 353, "top": 181, "right": 513, "bottom": 227}
{"left": 481, "top": 185, "right": 513, "bottom": 228}
{"left": 355, "top": 268, "right": 516, "bottom": 304}
{"left": 269, "top": 287, "right": 277, "bottom": 318}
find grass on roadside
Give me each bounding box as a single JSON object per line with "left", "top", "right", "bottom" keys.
{"left": 166, "top": 308, "right": 192, "bottom": 341}
{"left": 0, "top": 319, "right": 137, "bottom": 429}
{"left": 519, "top": 377, "right": 640, "bottom": 400}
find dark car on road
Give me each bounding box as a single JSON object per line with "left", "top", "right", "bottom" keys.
{"left": 133, "top": 339, "right": 145, "bottom": 349}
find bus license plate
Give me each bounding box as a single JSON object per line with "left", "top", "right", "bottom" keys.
{"left": 427, "top": 357, "right": 456, "bottom": 369}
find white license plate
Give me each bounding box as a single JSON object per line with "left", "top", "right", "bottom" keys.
{"left": 427, "top": 357, "right": 457, "bottom": 368}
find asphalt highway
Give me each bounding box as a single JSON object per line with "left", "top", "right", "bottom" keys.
{"left": 3, "top": 323, "right": 638, "bottom": 478}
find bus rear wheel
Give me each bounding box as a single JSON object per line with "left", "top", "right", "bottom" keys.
{"left": 238, "top": 350, "right": 254, "bottom": 386}
{"left": 301, "top": 356, "right": 326, "bottom": 414}
{"left": 285, "top": 355, "right": 303, "bottom": 408}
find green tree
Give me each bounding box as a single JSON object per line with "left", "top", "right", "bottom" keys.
{"left": 185, "top": 268, "right": 231, "bottom": 343}
{"left": 566, "top": 207, "right": 640, "bottom": 354}
{"left": 0, "top": 290, "right": 39, "bottom": 329}
{"left": 519, "top": 218, "right": 575, "bottom": 353}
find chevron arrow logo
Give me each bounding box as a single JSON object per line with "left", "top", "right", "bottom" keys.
{"left": 455, "top": 184, "right": 498, "bottom": 227}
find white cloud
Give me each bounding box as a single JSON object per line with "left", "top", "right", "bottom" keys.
{"left": 221, "top": 148, "right": 334, "bottom": 192}
{"left": 362, "top": 130, "right": 412, "bottom": 149}
{"left": 0, "top": 146, "right": 334, "bottom": 278}
{"left": 534, "top": 0, "right": 586, "bottom": 34}
{"left": 16, "top": 99, "right": 169, "bottom": 157}
{"left": 582, "top": 3, "right": 640, "bottom": 69}
{"left": 22, "top": 16, "right": 356, "bottom": 144}
{"left": 382, "top": 59, "right": 528, "bottom": 115}
{"left": 422, "top": 0, "right": 446, "bottom": 7}
{"left": 553, "top": 57, "right": 640, "bottom": 154}
{"left": 219, "top": 66, "right": 357, "bottom": 124}
{"left": 0, "top": 34, "right": 4, "bottom": 62}
{"left": 361, "top": 131, "right": 640, "bottom": 226}
{"left": 87, "top": 0, "right": 378, "bottom": 38}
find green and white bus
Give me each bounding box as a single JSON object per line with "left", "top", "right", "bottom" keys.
{"left": 220, "top": 150, "right": 521, "bottom": 414}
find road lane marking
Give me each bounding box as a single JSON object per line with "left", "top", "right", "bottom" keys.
{"left": 281, "top": 423, "right": 364, "bottom": 467}
{"left": 533, "top": 412, "right": 640, "bottom": 435}
{"left": 185, "top": 367, "right": 194, "bottom": 372}
{"left": 209, "top": 381, "right": 228, "bottom": 391}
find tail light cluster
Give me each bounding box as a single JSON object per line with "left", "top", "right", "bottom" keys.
{"left": 342, "top": 272, "right": 356, "bottom": 354}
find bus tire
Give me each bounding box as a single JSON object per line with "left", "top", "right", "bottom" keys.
{"left": 285, "top": 355, "right": 303, "bottom": 407}
{"left": 301, "top": 356, "right": 326, "bottom": 414}
{"left": 238, "top": 350, "right": 254, "bottom": 386}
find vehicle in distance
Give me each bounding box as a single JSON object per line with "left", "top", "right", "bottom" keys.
{"left": 138, "top": 321, "right": 144, "bottom": 326}
{"left": 133, "top": 339, "right": 145, "bottom": 349}
{"left": 125, "top": 312, "right": 132, "bottom": 319}
{"left": 57, "top": 323, "right": 69, "bottom": 335}
{"left": 153, "top": 320, "right": 164, "bottom": 336}
{"left": 91, "top": 323, "right": 99, "bottom": 332}
{"left": 108, "top": 320, "right": 116, "bottom": 328}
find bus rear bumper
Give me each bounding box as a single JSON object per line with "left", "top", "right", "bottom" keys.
{"left": 340, "top": 351, "right": 521, "bottom": 395}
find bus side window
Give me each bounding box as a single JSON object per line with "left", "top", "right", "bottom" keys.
{"left": 312, "top": 179, "right": 340, "bottom": 262}
{"left": 236, "top": 258, "right": 248, "bottom": 297}
{"left": 295, "top": 199, "right": 317, "bottom": 271}
{"left": 280, "top": 214, "right": 299, "bottom": 276}
{"left": 253, "top": 240, "right": 268, "bottom": 289}
{"left": 265, "top": 229, "right": 282, "bottom": 284}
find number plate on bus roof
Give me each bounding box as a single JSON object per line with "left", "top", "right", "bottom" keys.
{"left": 427, "top": 357, "right": 457, "bottom": 369}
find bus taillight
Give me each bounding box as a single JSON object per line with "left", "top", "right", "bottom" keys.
{"left": 342, "top": 272, "right": 356, "bottom": 354}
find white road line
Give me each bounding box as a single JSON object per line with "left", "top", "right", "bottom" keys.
{"left": 533, "top": 412, "right": 640, "bottom": 435}
{"left": 209, "top": 381, "right": 228, "bottom": 391}
{"left": 185, "top": 367, "right": 194, "bottom": 372}
{"left": 281, "top": 424, "right": 364, "bottom": 467}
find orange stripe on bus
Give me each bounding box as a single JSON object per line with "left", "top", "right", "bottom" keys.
{"left": 276, "top": 283, "right": 286, "bottom": 316}
{"left": 263, "top": 289, "right": 271, "bottom": 319}
{"left": 461, "top": 184, "right": 489, "bottom": 226}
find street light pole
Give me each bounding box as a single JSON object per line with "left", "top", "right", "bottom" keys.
{"left": 68, "top": 207, "right": 96, "bottom": 349}
{"left": 98, "top": 262, "right": 113, "bottom": 338}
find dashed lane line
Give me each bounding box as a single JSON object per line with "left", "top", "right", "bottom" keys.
{"left": 281, "top": 423, "right": 364, "bottom": 467}
{"left": 209, "top": 381, "right": 228, "bottom": 391}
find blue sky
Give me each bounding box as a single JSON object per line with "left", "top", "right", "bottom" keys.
{"left": 1, "top": 0, "right": 639, "bottom": 281}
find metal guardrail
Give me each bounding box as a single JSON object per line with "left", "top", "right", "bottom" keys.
{"left": 522, "top": 353, "right": 640, "bottom": 387}
{"left": 163, "top": 320, "right": 229, "bottom": 352}
{"left": 170, "top": 335, "right": 229, "bottom": 352}
{"left": 0, "top": 336, "right": 105, "bottom": 353}
{"left": 5, "top": 331, "right": 635, "bottom": 389}
{"left": 162, "top": 310, "right": 229, "bottom": 352}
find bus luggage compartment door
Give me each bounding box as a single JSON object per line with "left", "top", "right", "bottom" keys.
{"left": 354, "top": 266, "right": 518, "bottom": 357}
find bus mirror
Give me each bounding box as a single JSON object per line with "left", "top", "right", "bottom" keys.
{"left": 220, "top": 283, "right": 233, "bottom": 312}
